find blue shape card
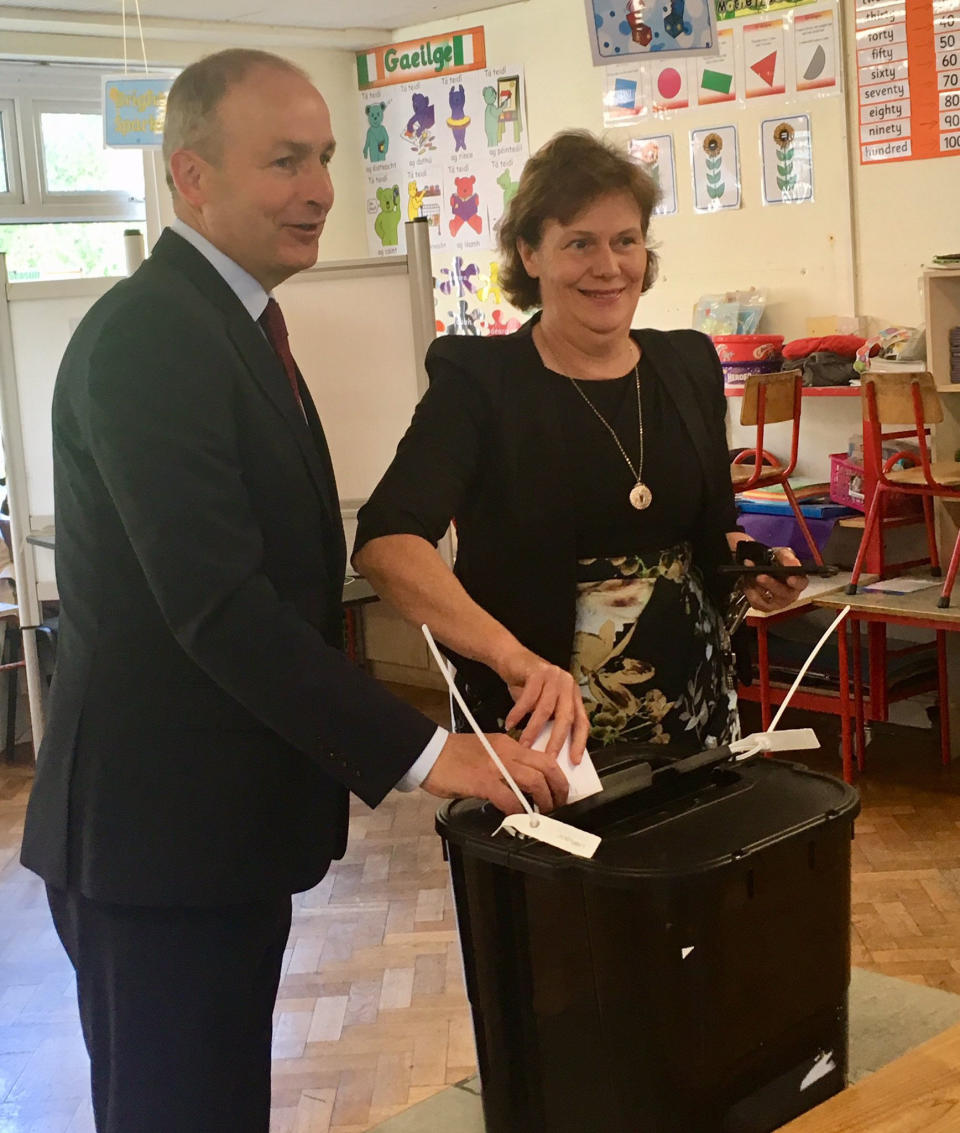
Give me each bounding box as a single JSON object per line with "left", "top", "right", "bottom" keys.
{"left": 586, "top": 1, "right": 720, "bottom": 65}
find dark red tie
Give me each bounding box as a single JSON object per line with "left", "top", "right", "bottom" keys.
{"left": 259, "top": 297, "right": 303, "bottom": 409}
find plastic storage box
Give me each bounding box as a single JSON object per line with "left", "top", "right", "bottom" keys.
{"left": 437, "top": 744, "right": 860, "bottom": 1133}
{"left": 828, "top": 451, "right": 922, "bottom": 517}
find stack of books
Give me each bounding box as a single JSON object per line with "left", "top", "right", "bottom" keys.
{"left": 951, "top": 326, "right": 960, "bottom": 384}
{"left": 736, "top": 477, "right": 856, "bottom": 519}
{"left": 931, "top": 252, "right": 960, "bottom": 268}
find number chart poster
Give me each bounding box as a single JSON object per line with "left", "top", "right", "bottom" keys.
{"left": 857, "top": 0, "right": 960, "bottom": 164}
{"left": 357, "top": 30, "right": 528, "bottom": 260}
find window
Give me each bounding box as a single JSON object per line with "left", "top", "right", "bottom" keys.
{"left": 0, "top": 64, "right": 154, "bottom": 281}
{"left": 0, "top": 121, "right": 8, "bottom": 194}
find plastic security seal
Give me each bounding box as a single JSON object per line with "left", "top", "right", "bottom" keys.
{"left": 421, "top": 624, "right": 601, "bottom": 860}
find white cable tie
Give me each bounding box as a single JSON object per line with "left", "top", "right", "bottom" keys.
{"left": 133, "top": 0, "right": 149, "bottom": 74}
{"left": 121, "top": 0, "right": 128, "bottom": 76}
{"left": 768, "top": 605, "right": 851, "bottom": 734}
{"left": 421, "top": 624, "right": 533, "bottom": 816}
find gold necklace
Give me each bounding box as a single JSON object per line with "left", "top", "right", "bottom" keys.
{"left": 569, "top": 365, "right": 653, "bottom": 510}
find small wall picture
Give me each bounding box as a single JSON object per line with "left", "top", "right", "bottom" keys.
{"left": 761, "top": 114, "right": 814, "bottom": 205}
{"left": 690, "top": 126, "right": 741, "bottom": 212}
{"left": 586, "top": 0, "right": 720, "bottom": 65}
{"left": 628, "top": 135, "right": 678, "bottom": 216}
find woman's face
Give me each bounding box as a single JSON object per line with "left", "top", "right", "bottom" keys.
{"left": 518, "top": 191, "right": 649, "bottom": 339}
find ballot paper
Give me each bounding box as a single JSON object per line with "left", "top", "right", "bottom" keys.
{"left": 531, "top": 723, "right": 603, "bottom": 804}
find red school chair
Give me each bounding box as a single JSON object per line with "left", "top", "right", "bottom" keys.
{"left": 847, "top": 371, "right": 960, "bottom": 607}
{"left": 729, "top": 369, "right": 824, "bottom": 565}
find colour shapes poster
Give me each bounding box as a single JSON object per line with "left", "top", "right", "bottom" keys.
{"left": 358, "top": 41, "right": 528, "bottom": 259}
{"left": 857, "top": 0, "right": 960, "bottom": 164}
{"left": 602, "top": 0, "right": 839, "bottom": 124}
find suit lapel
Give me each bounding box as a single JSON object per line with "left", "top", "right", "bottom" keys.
{"left": 149, "top": 230, "right": 341, "bottom": 530}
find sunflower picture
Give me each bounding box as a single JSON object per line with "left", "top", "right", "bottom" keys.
{"left": 693, "top": 126, "right": 739, "bottom": 212}
{"left": 773, "top": 121, "right": 797, "bottom": 194}
{"left": 762, "top": 114, "right": 813, "bottom": 205}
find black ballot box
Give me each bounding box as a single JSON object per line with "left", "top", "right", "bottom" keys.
{"left": 436, "top": 744, "right": 860, "bottom": 1133}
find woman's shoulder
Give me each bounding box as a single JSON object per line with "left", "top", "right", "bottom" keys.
{"left": 426, "top": 320, "right": 536, "bottom": 378}
{"left": 634, "top": 326, "right": 714, "bottom": 357}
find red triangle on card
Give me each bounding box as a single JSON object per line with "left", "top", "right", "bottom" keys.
{"left": 751, "top": 51, "right": 778, "bottom": 86}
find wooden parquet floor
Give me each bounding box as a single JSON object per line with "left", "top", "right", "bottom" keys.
{"left": 1, "top": 694, "right": 959, "bottom": 1132}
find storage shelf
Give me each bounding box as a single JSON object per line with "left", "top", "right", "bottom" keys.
{"left": 724, "top": 385, "right": 860, "bottom": 398}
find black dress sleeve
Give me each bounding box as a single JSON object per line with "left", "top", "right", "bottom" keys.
{"left": 354, "top": 343, "right": 493, "bottom": 557}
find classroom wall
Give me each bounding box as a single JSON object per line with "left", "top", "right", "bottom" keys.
{"left": 397, "top": 0, "right": 960, "bottom": 336}
{"left": 396, "top": 0, "right": 856, "bottom": 339}
{"left": 0, "top": 31, "right": 367, "bottom": 262}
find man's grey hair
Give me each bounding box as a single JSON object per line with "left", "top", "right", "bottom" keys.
{"left": 162, "top": 49, "right": 311, "bottom": 193}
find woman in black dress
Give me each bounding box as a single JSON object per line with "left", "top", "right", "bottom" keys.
{"left": 354, "top": 131, "right": 805, "bottom": 762}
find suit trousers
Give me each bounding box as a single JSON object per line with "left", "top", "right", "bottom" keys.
{"left": 47, "top": 884, "right": 294, "bottom": 1133}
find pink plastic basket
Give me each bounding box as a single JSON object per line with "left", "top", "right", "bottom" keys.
{"left": 828, "top": 452, "right": 921, "bottom": 518}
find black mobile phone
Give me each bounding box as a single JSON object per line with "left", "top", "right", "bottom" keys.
{"left": 716, "top": 563, "right": 839, "bottom": 579}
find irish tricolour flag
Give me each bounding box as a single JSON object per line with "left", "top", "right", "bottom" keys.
{"left": 356, "top": 52, "right": 380, "bottom": 88}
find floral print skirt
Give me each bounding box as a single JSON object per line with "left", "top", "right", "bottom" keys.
{"left": 571, "top": 544, "right": 739, "bottom": 750}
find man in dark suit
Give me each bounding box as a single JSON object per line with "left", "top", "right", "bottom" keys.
{"left": 19, "top": 49, "right": 567, "bottom": 1133}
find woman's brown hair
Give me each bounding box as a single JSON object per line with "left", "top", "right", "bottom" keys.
{"left": 497, "top": 130, "right": 660, "bottom": 311}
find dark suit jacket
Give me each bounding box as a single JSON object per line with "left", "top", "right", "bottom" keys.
{"left": 21, "top": 229, "right": 435, "bottom": 907}
{"left": 355, "top": 318, "right": 737, "bottom": 711}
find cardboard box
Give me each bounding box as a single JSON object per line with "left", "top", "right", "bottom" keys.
{"left": 805, "top": 315, "right": 871, "bottom": 337}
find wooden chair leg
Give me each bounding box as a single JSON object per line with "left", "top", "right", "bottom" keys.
{"left": 938, "top": 530, "right": 960, "bottom": 608}
{"left": 922, "top": 495, "right": 941, "bottom": 576}
{"left": 782, "top": 482, "right": 824, "bottom": 565}
{"left": 848, "top": 486, "right": 884, "bottom": 593}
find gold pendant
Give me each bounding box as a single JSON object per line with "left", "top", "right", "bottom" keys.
{"left": 629, "top": 482, "right": 653, "bottom": 510}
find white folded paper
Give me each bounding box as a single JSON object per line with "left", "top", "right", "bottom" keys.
{"left": 531, "top": 723, "right": 603, "bottom": 803}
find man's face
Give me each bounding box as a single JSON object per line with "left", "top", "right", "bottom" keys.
{"left": 188, "top": 66, "right": 336, "bottom": 291}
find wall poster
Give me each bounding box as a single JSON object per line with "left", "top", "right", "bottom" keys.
{"left": 357, "top": 30, "right": 529, "bottom": 265}
{"left": 761, "top": 113, "right": 814, "bottom": 203}
{"left": 856, "top": 0, "right": 960, "bottom": 164}
{"left": 586, "top": 1, "right": 720, "bottom": 66}
{"left": 628, "top": 134, "right": 679, "bottom": 215}
{"left": 601, "top": 0, "right": 840, "bottom": 125}
{"left": 691, "top": 125, "right": 743, "bottom": 210}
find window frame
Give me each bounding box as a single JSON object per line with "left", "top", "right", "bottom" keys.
{"left": 34, "top": 98, "right": 146, "bottom": 220}
{"left": 0, "top": 98, "right": 23, "bottom": 206}
{"left": 0, "top": 64, "right": 149, "bottom": 225}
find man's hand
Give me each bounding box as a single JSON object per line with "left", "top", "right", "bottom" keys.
{"left": 741, "top": 545, "right": 808, "bottom": 613}
{"left": 422, "top": 732, "right": 570, "bottom": 814}
{"left": 494, "top": 648, "right": 589, "bottom": 764}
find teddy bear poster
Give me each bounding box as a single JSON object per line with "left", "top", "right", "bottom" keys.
{"left": 360, "top": 64, "right": 528, "bottom": 259}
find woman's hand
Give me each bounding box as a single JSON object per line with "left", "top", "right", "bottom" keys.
{"left": 738, "top": 543, "right": 808, "bottom": 613}
{"left": 496, "top": 647, "right": 590, "bottom": 765}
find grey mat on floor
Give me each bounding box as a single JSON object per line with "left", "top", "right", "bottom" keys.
{"left": 367, "top": 968, "right": 960, "bottom": 1132}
